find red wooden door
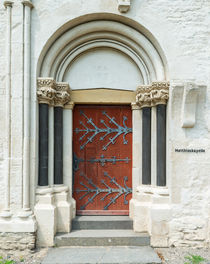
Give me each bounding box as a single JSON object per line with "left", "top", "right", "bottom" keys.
{"left": 73, "top": 105, "right": 132, "bottom": 215}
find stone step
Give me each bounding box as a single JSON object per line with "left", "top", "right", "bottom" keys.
{"left": 55, "top": 230, "right": 150, "bottom": 247}
{"left": 42, "top": 246, "right": 161, "bottom": 264}
{"left": 72, "top": 216, "right": 133, "bottom": 230}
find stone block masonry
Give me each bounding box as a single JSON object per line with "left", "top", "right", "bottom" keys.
{"left": 0, "top": 0, "right": 209, "bottom": 249}
{"left": 0, "top": 232, "right": 36, "bottom": 251}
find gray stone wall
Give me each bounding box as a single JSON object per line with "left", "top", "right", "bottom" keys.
{"left": 0, "top": 232, "right": 36, "bottom": 251}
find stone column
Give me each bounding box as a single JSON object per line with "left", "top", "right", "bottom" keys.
{"left": 21, "top": 0, "right": 34, "bottom": 217}
{"left": 1, "top": 1, "right": 13, "bottom": 218}
{"left": 54, "top": 82, "right": 71, "bottom": 184}
{"left": 136, "top": 86, "right": 152, "bottom": 185}
{"left": 136, "top": 82, "right": 169, "bottom": 187}
{"left": 134, "top": 81, "right": 170, "bottom": 246}
{"left": 129, "top": 103, "right": 142, "bottom": 219}
{"left": 151, "top": 82, "right": 169, "bottom": 186}
{"left": 63, "top": 102, "right": 76, "bottom": 221}
{"left": 54, "top": 83, "right": 72, "bottom": 233}
{"left": 35, "top": 78, "right": 56, "bottom": 247}
{"left": 37, "top": 78, "right": 55, "bottom": 186}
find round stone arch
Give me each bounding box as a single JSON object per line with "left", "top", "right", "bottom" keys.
{"left": 37, "top": 13, "right": 168, "bottom": 85}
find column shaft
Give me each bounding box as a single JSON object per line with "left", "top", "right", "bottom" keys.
{"left": 142, "top": 107, "right": 151, "bottom": 185}
{"left": 2, "top": 1, "right": 13, "bottom": 216}
{"left": 38, "top": 104, "right": 49, "bottom": 186}
{"left": 54, "top": 107, "right": 63, "bottom": 184}
{"left": 157, "top": 104, "right": 166, "bottom": 186}
{"left": 22, "top": 2, "right": 33, "bottom": 210}
{"left": 131, "top": 104, "right": 142, "bottom": 196}
{"left": 63, "top": 105, "right": 73, "bottom": 194}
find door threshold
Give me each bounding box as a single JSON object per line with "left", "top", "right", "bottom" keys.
{"left": 77, "top": 210, "right": 129, "bottom": 216}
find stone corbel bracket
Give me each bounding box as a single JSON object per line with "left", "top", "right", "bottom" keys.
{"left": 181, "top": 82, "right": 206, "bottom": 128}
{"left": 136, "top": 81, "right": 170, "bottom": 109}
{"left": 37, "top": 78, "right": 71, "bottom": 106}
{"left": 118, "top": 0, "right": 130, "bottom": 13}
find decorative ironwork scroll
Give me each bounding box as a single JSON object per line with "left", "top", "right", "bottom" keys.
{"left": 76, "top": 172, "right": 132, "bottom": 210}
{"left": 75, "top": 110, "right": 132, "bottom": 150}
{"left": 73, "top": 153, "right": 130, "bottom": 172}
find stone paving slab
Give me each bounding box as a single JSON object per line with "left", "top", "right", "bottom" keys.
{"left": 72, "top": 216, "right": 133, "bottom": 230}
{"left": 41, "top": 246, "right": 161, "bottom": 264}
{"left": 55, "top": 230, "right": 150, "bottom": 247}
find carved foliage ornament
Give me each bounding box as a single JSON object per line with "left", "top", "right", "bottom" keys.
{"left": 37, "top": 78, "right": 71, "bottom": 107}
{"left": 136, "top": 82, "right": 169, "bottom": 109}
{"left": 37, "top": 78, "right": 56, "bottom": 105}
{"left": 54, "top": 82, "right": 71, "bottom": 107}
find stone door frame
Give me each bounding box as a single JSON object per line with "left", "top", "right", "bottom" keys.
{"left": 34, "top": 15, "right": 169, "bottom": 247}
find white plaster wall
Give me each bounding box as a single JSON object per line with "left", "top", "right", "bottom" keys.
{"left": 30, "top": 0, "right": 210, "bottom": 246}
{"left": 0, "top": 0, "right": 209, "bottom": 246}
{"left": 168, "top": 83, "right": 210, "bottom": 246}
{"left": 63, "top": 48, "right": 143, "bottom": 90}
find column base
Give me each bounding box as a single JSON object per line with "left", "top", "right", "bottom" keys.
{"left": 0, "top": 210, "right": 12, "bottom": 218}
{"left": 132, "top": 185, "right": 171, "bottom": 247}
{"left": 54, "top": 185, "right": 74, "bottom": 233}
{"left": 17, "top": 209, "right": 33, "bottom": 218}
{"left": 34, "top": 185, "right": 76, "bottom": 247}
{"left": 34, "top": 187, "right": 56, "bottom": 247}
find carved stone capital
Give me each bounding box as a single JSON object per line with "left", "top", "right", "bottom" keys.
{"left": 136, "top": 85, "right": 152, "bottom": 108}
{"left": 3, "top": 1, "right": 13, "bottom": 8}
{"left": 55, "top": 82, "right": 71, "bottom": 107}
{"left": 136, "top": 82, "right": 169, "bottom": 109}
{"left": 151, "top": 82, "right": 170, "bottom": 106}
{"left": 22, "top": 0, "right": 34, "bottom": 8}
{"left": 37, "top": 78, "right": 56, "bottom": 105}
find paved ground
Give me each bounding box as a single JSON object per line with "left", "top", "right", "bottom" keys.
{"left": 0, "top": 247, "right": 210, "bottom": 263}
{"left": 41, "top": 246, "right": 161, "bottom": 264}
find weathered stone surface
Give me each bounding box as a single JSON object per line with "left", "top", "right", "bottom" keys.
{"left": 0, "top": 0, "right": 210, "bottom": 248}
{"left": 0, "top": 232, "right": 36, "bottom": 251}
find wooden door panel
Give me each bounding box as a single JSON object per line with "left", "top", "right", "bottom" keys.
{"left": 73, "top": 105, "right": 132, "bottom": 215}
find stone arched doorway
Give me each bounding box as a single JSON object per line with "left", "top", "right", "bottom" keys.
{"left": 35, "top": 14, "right": 169, "bottom": 246}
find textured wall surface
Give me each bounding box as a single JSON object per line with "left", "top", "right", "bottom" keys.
{"left": 0, "top": 0, "right": 209, "bottom": 247}
{"left": 0, "top": 232, "right": 35, "bottom": 250}
{"left": 0, "top": 4, "right": 6, "bottom": 211}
